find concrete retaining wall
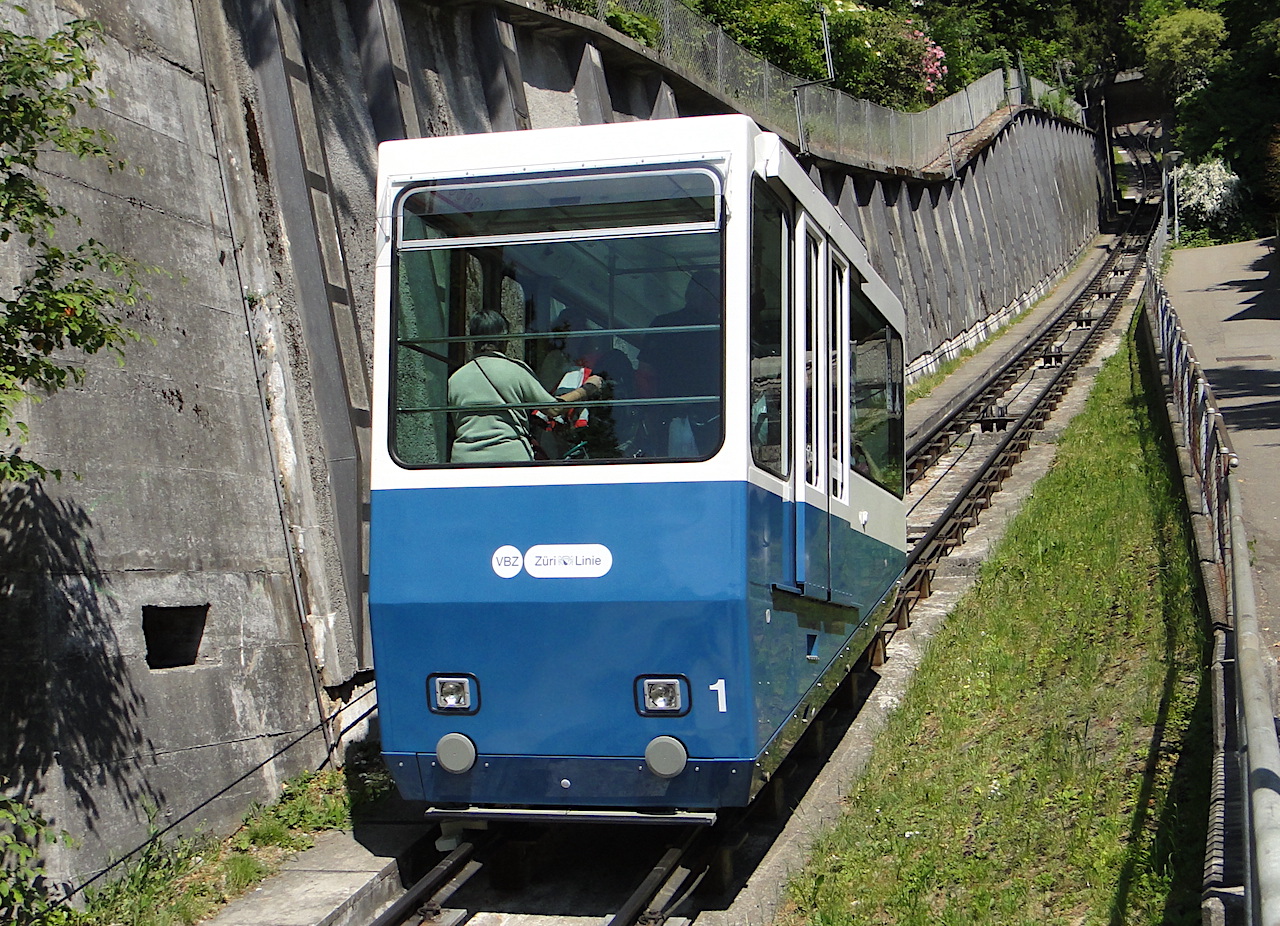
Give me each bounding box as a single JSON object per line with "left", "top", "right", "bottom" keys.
{"left": 0, "top": 0, "right": 1102, "bottom": 891}
{"left": 0, "top": 0, "right": 334, "bottom": 891}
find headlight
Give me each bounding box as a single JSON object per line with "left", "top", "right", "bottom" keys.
{"left": 636, "top": 676, "right": 690, "bottom": 716}
{"left": 427, "top": 674, "right": 479, "bottom": 714}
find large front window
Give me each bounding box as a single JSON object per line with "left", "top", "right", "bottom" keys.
{"left": 391, "top": 169, "right": 724, "bottom": 466}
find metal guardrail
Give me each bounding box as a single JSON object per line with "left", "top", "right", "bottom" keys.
{"left": 581, "top": 0, "right": 1083, "bottom": 170}
{"left": 1142, "top": 226, "right": 1280, "bottom": 926}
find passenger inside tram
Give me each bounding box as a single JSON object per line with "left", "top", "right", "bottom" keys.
{"left": 636, "top": 269, "right": 723, "bottom": 457}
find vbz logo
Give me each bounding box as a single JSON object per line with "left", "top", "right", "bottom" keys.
{"left": 491, "top": 545, "right": 523, "bottom": 578}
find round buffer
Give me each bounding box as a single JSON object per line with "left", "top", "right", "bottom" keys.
{"left": 436, "top": 733, "right": 477, "bottom": 774}
{"left": 644, "top": 735, "right": 688, "bottom": 779}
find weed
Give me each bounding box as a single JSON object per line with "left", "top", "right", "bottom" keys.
{"left": 79, "top": 767, "right": 356, "bottom": 926}
{"left": 344, "top": 741, "right": 396, "bottom": 812}
{"left": 908, "top": 346, "right": 980, "bottom": 403}
{"left": 222, "top": 852, "right": 269, "bottom": 894}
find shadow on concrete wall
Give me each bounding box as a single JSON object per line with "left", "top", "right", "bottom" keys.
{"left": 230, "top": 0, "right": 277, "bottom": 71}
{"left": 0, "top": 480, "right": 162, "bottom": 830}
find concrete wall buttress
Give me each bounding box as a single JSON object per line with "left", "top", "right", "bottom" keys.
{"left": 345, "top": 0, "right": 422, "bottom": 139}
{"left": 473, "top": 7, "right": 532, "bottom": 131}
{"left": 651, "top": 77, "right": 679, "bottom": 118}
{"left": 514, "top": 27, "right": 580, "bottom": 129}
{"left": 575, "top": 41, "right": 614, "bottom": 125}
{"left": 850, "top": 175, "right": 899, "bottom": 299}
{"left": 895, "top": 183, "right": 935, "bottom": 355}
{"left": 959, "top": 159, "right": 996, "bottom": 320}
{"left": 241, "top": 0, "right": 370, "bottom": 682}
{"left": 400, "top": 4, "right": 492, "bottom": 136}
{"left": 914, "top": 185, "right": 949, "bottom": 341}
{"left": 836, "top": 175, "right": 867, "bottom": 251}
{"left": 992, "top": 124, "right": 1021, "bottom": 297}
{"left": 938, "top": 183, "right": 974, "bottom": 330}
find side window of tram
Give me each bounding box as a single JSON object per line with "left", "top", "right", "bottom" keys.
{"left": 749, "top": 181, "right": 789, "bottom": 478}
{"left": 848, "top": 288, "right": 904, "bottom": 496}
{"left": 391, "top": 248, "right": 457, "bottom": 466}
{"left": 829, "top": 259, "right": 847, "bottom": 501}
{"left": 803, "top": 234, "right": 821, "bottom": 488}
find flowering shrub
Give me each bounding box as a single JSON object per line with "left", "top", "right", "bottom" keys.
{"left": 914, "top": 28, "right": 948, "bottom": 94}
{"left": 1175, "top": 158, "right": 1245, "bottom": 232}
{"left": 827, "top": 3, "right": 948, "bottom": 110}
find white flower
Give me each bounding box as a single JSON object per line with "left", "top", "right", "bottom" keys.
{"left": 1175, "top": 158, "right": 1245, "bottom": 227}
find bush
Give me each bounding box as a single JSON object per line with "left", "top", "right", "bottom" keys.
{"left": 605, "top": 3, "right": 662, "bottom": 47}
{"left": 1174, "top": 158, "right": 1246, "bottom": 238}
{"left": 0, "top": 792, "right": 74, "bottom": 926}
{"left": 826, "top": 4, "right": 948, "bottom": 111}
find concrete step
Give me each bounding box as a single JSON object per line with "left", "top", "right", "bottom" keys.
{"left": 205, "top": 824, "right": 432, "bottom": 926}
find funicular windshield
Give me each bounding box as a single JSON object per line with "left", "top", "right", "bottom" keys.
{"left": 390, "top": 168, "right": 724, "bottom": 467}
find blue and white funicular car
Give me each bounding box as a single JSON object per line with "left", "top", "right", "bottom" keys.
{"left": 370, "top": 114, "right": 906, "bottom": 821}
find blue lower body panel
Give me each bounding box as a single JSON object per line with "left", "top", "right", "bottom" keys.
{"left": 370, "top": 478, "right": 903, "bottom": 810}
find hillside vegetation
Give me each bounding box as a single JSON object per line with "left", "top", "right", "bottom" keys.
{"left": 613, "top": 0, "right": 1278, "bottom": 237}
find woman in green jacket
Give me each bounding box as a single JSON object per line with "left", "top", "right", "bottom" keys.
{"left": 448, "top": 310, "right": 602, "bottom": 463}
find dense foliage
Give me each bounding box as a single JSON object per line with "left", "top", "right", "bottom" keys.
{"left": 675, "top": 0, "right": 1278, "bottom": 231}
{"left": 0, "top": 11, "right": 143, "bottom": 483}
{"left": 1159, "top": 0, "right": 1280, "bottom": 236}
{"left": 684, "top": 0, "right": 1136, "bottom": 110}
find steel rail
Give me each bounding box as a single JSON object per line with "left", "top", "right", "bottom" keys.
{"left": 892, "top": 205, "right": 1156, "bottom": 628}
{"left": 368, "top": 832, "right": 496, "bottom": 926}
{"left": 905, "top": 233, "right": 1146, "bottom": 486}
{"left": 605, "top": 837, "right": 697, "bottom": 926}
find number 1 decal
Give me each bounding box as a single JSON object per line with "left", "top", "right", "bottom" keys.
{"left": 709, "top": 678, "right": 727, "bottom": 713}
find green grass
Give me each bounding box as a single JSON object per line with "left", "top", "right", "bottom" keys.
{"left": 784, "top": 326, "right": 1210, "bottom": 925}
{"left": 75, "top": 747, "right": 395, "bottom": 926}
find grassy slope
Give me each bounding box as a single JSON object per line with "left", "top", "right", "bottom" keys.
{"left": 785, "top": 327, "right": 1210, "bottom": 925}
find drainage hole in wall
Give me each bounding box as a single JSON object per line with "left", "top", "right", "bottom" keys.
{"left": 142, "top": 604, "right": 209, "bottom": 669}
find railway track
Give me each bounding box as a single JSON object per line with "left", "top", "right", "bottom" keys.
{"left": 366, "top": 820, "right": 734, "bottom": 926}
{"left": 884, "top": 204, "right": 1160, "bottom": 657}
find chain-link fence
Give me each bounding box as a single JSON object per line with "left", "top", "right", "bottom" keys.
{"left": 587, "top": 0, "right": 1083, "bottom": 170}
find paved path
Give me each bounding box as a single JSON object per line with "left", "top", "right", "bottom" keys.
{"left": 1164, "top": 238, "right": 1280, "bottom": 699}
